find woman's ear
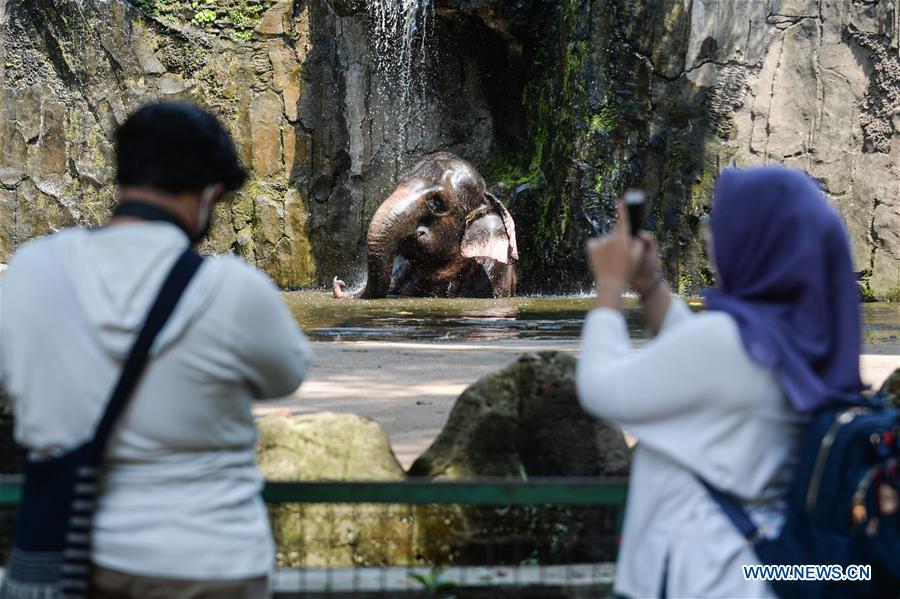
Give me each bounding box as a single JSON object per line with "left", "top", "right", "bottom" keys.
{"left": 460, "top": 193, "right": 518, "bottom": 263}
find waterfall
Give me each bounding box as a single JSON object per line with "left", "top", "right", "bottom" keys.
{"left": 364, "top": 0, "right": 434, "bottom": 163}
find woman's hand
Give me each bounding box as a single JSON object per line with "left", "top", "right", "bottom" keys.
{"left": 630, "top": 231, "right": 671, "bottom": 338}
{"left": 630, "top": 231, "right": 661, "bottom": 295}
{"left": 586, "top": 200, "right": 643, "bottom": 310}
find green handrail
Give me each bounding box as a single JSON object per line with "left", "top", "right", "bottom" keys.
{"left": 0, "top": 480, "right": 19, "bottom": 507}
{"left": 263, "top": 477, "right": 629, "bottom": 505}
{"left": 0, "top": 476, "right": 628, "bottom": 507}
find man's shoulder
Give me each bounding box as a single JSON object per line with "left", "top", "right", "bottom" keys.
{"left": 5, "top": 228, "right": 84, "bottom": 273}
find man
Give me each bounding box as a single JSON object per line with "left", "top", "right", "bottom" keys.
{"left": 0, "top": 102, "right": 312, "bottom": 597}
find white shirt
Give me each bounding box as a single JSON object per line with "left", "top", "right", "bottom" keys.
{"left": 0, "top": 222, "right": 312, "bottom": 580}
{"left": 576, "top": 298, "right": 805, "bottom": 598}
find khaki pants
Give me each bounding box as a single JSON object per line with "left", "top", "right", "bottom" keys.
{"left": 91, "top": 565, "right": 270, "bottom": 599}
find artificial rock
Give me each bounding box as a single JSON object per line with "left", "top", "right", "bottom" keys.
{"left": 256, "top": 412, "right": 413, "bottom": 567}
{"left": 0, "top": 0, "right": 897, "bottom": 297}
{"left": 409, "top": 351, "right": 630, "bottom": 565}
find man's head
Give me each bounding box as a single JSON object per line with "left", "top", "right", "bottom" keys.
{"left": 114, "top": 102, "right": 247, "bottom": 240}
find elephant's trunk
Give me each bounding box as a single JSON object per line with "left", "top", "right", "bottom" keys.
{"left": 356, "top": 188, "right": 419, "bottom": 299}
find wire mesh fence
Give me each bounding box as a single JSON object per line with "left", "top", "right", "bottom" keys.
{"left": 0, "top": 477, "right": 628, "bottom": 597}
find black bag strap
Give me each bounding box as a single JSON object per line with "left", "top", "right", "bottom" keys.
{"left": 89, "top": 247, "right": 203, "bottom": 459}
{"left": 697, "top": 476, "right": 762, "bottom": 545}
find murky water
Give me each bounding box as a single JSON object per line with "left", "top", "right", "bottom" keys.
{"left": 284, "top": 291, "right": 899, "bottom": 349}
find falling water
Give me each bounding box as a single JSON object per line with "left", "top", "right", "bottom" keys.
{"left": 365, "top": 0, "right": 434, "bottom": 164}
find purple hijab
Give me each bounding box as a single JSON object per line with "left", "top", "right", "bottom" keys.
{"left": 703, "top": 166, "right": 864, "bottom": 413}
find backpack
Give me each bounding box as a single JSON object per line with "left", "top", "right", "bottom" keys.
{"left": 701, "top": 395, "right": 900, "bottom": 598}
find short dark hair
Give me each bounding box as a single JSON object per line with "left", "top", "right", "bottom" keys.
{"left": 115, "top": 102, "right": 247, "bottom": 193}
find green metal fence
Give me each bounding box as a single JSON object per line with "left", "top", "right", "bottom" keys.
{"left": 0, "top": 476, "right": 628, "bottom": 597}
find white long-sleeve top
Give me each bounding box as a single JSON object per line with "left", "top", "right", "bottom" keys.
{"left": 576, "top": 298, "right": 805, "bottom": 598}
{"left": 0, "top": 222, "right": 312, "bottom": 580}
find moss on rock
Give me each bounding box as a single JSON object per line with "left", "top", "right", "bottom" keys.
{"left": 256, "top": 413, "right": 414, "bottom": 567}
{"left": 410, "top": 352, "right": 629, "bottom": 565}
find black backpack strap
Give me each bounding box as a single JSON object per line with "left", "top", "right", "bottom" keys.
{"left": 697, "top": 476, "right": 762, "bottom": 545}
{"left": 89, "top": 247, "right": 204, "bottom": 458}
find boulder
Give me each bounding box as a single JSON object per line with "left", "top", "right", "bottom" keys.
{"left": 880, "top": 368, "right": 900, "bottom": 408}
{"left": 409, "top": 351, "right": 629, "bottom": 565}
{"left": 256, "top": 412, "right": 416, "bottom": 567}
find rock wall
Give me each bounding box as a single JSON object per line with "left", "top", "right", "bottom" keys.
{"left": 0, "top": 0, "right": 316, "bottom": 287}
{"left": 1, "top": 0, "right": 898, "bottom": 297}
{"left": 474, "top": 0, "right": 900, "bottom": 298}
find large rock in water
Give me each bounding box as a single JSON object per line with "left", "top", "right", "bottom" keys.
{"left": 409, "top": 351, "right": 629, "bottom": 565}
{"left": 256, "top": 412, "right": 414, "bottom": 568}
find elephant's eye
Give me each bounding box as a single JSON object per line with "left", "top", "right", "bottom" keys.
{"left": 426, "top": 195, "right": 449, "bottom": 215}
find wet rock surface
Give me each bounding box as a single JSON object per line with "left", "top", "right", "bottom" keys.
{"left": 1, "top": 0, "right": 898, "bottom": 298}
{"left": 409, "top": 351, "right": 629, "bottom": 565}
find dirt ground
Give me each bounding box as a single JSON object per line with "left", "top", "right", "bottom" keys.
{"left": 254, "top": 340, "right": 899, "bottom": 469}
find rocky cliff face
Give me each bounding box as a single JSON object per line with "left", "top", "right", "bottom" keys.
{"left": 1, "top": 0, "right": 898, "bottom": 298}
{"left": 0, "top": 0, "right": 316, "bottom": 287}
{"left": 473, "top": 0, "right": 900, "bottom": 298}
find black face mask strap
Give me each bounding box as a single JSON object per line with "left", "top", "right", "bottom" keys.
{"left": 112, "top": 201, "right": 195, "bottom": 242}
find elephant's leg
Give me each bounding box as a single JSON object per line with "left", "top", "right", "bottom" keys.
{"left": 479, "top": 258, "right": 517, "bottom": 298}
{"left": 439, "top": 259, "right": 493, "bottom": 298}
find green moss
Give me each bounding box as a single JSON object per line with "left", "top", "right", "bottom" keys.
{"left": 227, "top": 0, "right": 268, "bottom": 30}
{"left": 589, "top": 104, "right": 619, "bottom": 135}
{"left": 677, "top": 270, "right": 690, "bottom": 295}
{"left": 858, "top": 283, "right": 877, "bottom": 302}
{"left": 690, "top": 168, "right": 716, "bottom": 209}
{"left": 132, "top": 0, "right": 157, "bottom": 14}
{"left": 484, "top": 152, "right": 533, "bottom": 189}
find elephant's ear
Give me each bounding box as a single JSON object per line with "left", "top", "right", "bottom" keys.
{"left": 461, "top": 192, "right": 518, "bottom": 264}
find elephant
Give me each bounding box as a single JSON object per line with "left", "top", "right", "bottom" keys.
{"left": 333, "top": 153, "right": 518, "bottom": 299}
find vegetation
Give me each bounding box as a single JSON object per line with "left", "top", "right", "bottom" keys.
{"left": 410, "top": 567, "right": 456, "bottom": 598}
{"left": 129, "top": 0, "right": 272, "bottom": 41}
{"left": 192, "top": 8, "right": 216, "bottom": 24}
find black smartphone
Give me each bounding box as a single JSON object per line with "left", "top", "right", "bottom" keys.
{"left": 623, "top": 189, "right": 646, "bottom": 236}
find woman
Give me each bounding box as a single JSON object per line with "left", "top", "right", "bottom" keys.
{"left": 576, "top": 166, "right": 864, "bottom": 597}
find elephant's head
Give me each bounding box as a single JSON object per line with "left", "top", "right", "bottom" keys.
{"left": 335, "top": 152, "right": 517, "bottom": 299}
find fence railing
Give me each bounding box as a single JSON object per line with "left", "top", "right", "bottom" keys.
{"left": 0, "top": 476, "right": 628, "bottom": 596}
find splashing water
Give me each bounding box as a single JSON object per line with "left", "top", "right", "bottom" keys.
{"left": 365, "top": 0, "right": 434, "bottom": 164}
